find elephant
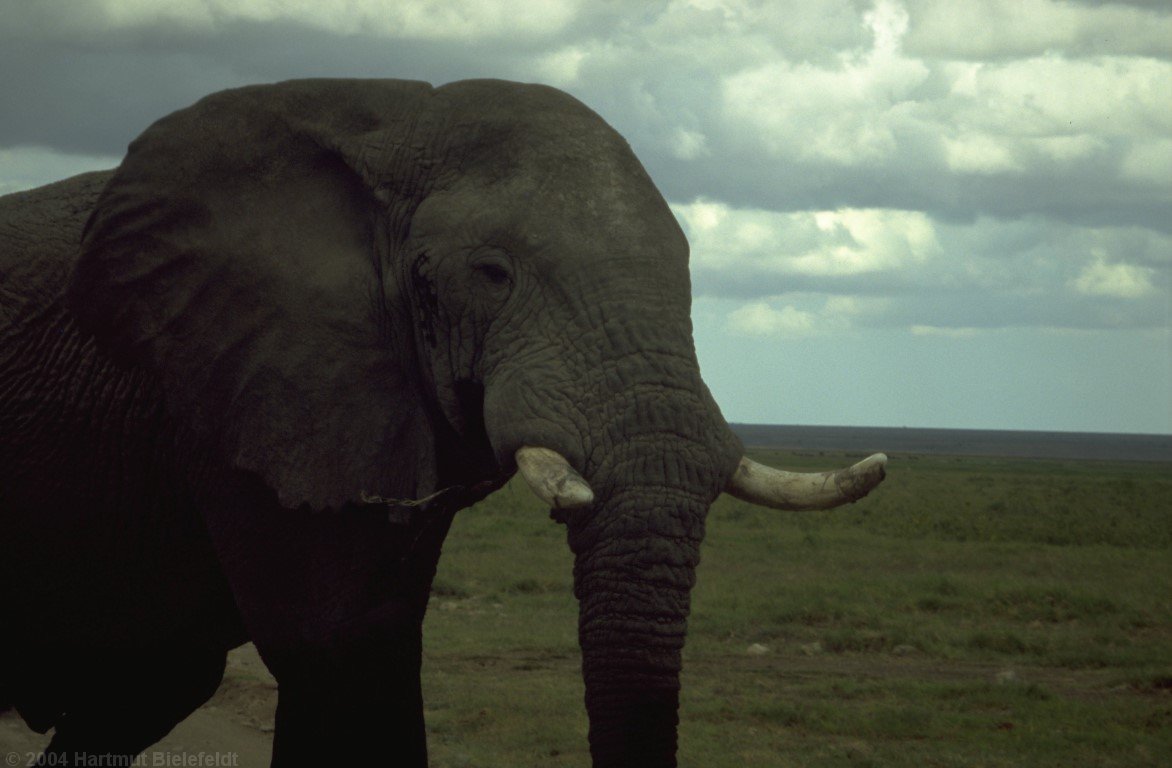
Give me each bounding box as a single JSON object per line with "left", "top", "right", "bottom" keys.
{"left": 0, "top": 78, "right": 886, "bottom": 767}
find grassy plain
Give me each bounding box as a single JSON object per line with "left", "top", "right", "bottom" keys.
{"left": 422, "top": 450, "right": 1172, "bottom": 767}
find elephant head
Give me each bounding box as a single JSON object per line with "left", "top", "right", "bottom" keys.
{"left": 67, "top": 79, "right": 884, "bottom": 766}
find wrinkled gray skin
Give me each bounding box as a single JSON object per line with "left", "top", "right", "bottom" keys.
{"left": 1, "top": 80, "right": 746, "bottom": 767}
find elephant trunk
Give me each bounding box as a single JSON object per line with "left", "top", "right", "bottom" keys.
{"left": 566, "top": 438, "right": 733, "bottom": 768}
{"left": 481, "top": 271, "right": 750, "bottom": 765}
{"left": 497, "top": 332, "right": 885, "bottom": 767}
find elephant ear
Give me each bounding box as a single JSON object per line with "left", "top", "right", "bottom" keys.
{"left": 68, "top": 80, "right": 438, "bottom": 510}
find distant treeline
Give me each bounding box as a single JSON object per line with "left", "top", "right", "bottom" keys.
{"left": 731, "top": 424, "right": 1172, "bottom": 463}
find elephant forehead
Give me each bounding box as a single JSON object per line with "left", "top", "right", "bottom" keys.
{"left": 413, "top": 174, "right": 688, "bottom": 271}
{"left": 428, "top": 83, "right": 635, "bottom": 179}
{"left": 423, "top": 151, "right": 686, "bottom": 261}
{"left": 435, "top": 78, "right": 615, "bottom": 142}
{"left": 449, "top": 124, "right": 639, "bottom": 200}
{"left": 409, "top": 80, "right": 690, "bottom": 265}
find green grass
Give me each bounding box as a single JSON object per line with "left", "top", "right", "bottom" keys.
{"left": 422, "top": 451, "right": 1172, "bottom": 767}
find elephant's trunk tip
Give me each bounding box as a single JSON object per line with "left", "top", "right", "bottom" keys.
{"left": 725, "top": 452, "right": 887, "bottom": 511}
{"left": 515, "top": 446, "right": 595, "bottom": 509}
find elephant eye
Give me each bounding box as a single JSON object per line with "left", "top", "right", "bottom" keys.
{"left": 470, "top": 252, "right": 514, "bottom": 290}
{"left": 477, "top": 263, "right": 510, "bottom": 285}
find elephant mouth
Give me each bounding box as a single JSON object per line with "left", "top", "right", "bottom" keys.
{"left": 446, "top": 378, "right": 505, "bottom": 479}
{"left": 475, "top": 369, "right": 886, "bottom": 513}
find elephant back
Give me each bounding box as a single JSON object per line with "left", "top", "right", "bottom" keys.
{"left": 0, "top": 171, "right": 113, "bottom": 332}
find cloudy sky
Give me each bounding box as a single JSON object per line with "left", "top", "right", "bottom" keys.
{"left": 2, "top": 0, "right": 1168, "bottom": 434}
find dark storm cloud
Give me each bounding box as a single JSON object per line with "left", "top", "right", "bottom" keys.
{"left": 646, "top": 147, "right": 1172, "bottom": 235}
{"left": 1, "top": 0, "right": 1168, "bottom": 339}
{"left": 1, "top": 0, "right": 1167, "bottom": 432}
{"left": 4, "top": 2, "right": 1169, "bottom": 231}
{"left": 1, "top": 35, "right": 229, "bottom": 155}
{"left": 0, "top": 18, "right": 532, "bottom": 156}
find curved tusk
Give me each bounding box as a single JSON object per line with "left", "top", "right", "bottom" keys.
{"left": 725, "top": 453, "right": 887, "bottom": 511}
{"left": 515, "top": 446, "right": 595, "bottom": 510}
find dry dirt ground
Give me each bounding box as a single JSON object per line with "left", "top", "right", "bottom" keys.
{"left": 0, "top": 646, "right": 1150, "bottom": 768}
{"left": 0, "top": 645, "right": 276, "bottom": 766}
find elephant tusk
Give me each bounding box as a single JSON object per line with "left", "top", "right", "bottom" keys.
{"left": 515, "top": 446, "right": 595, "bottom": 510}
{"left": 725, "top": 453, "right": 887, "bottom": 511}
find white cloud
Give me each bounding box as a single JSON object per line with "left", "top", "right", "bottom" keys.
{"left": 709, "top": 2, "right": 1171, "bottom": 187}
{"left": 939, "top": 127, "right": 1103, "bottom": 175}
{"left": 724, "top": 293, "right": 885, "bottom": 337}
{"left": 910, "top": 325, "right": 984, "bottom": 338}
{"left": 824, "top": 294, "right": 889, "bottom": 318}
{"left": 728, "top": 302, "right": 817, "bottom": 336}
{"left": 904, "top": 0, "right": 1172, "bottom": 59}
{"left": 673, "top": 201, "right": 941, "bottom": 279}
{"left": 948, "top": 55, "right": 1172, "bottom": 138}
{"left": 806, "top": 208, "right": 940, "bottom": 274}
{"left": 1071, "top": 258, "right": 1157, "bottom": 299}
{"left": 933, "top": 53, "right": 1172, "bottom": 182}
{"left": 719, "top": 0, "right": 929, "bottom": 165}
{"left": 942, "top": 133, "right": 1022, "bottom": 175}
{"left": 676, "top": 201, "right": 1169, "bottom": 335}
{"left": 534, "top": 46, "right": 588, "bottom": 87}
{"left": 865, "top": 0, "right": 908, "bottom": 57}
{"left": 669, "top": 127, "right": 710, "bottom": 160}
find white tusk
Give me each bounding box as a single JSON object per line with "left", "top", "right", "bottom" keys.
{"left": 725, "top": 453, "right": 887, "bottom": 511}
{"left": 515, "top": 446, "right": 595, "bottom": 510}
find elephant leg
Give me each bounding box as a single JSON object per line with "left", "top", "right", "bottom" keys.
{"left": 268, "top": 606, "right": 428, "bottom": 766}
{"left": 40, "top": 646, "right": 227, "bottom": 762}
{"left": 199, "top": 471, "right": 455, "bottom": 767}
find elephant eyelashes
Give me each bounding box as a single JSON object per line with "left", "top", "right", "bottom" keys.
{"left": 477, "top": 263, "right": 510, "bottom": 285}
{"left": 470, "top": 253, "right": 514, "bottom": 291}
